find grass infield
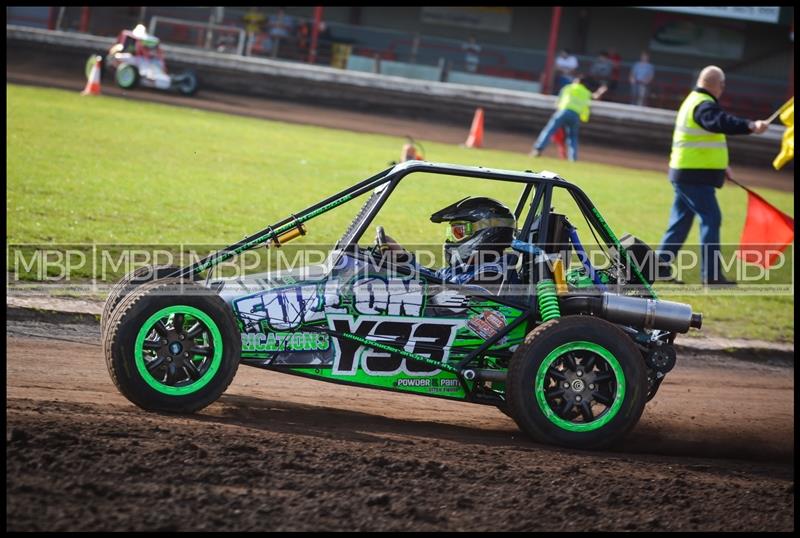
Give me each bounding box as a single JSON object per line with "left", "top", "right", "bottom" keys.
{"left": 7, "top": 83, "right": 794, "bottom": 341}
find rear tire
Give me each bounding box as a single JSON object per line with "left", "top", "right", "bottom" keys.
{"left": 115, "top": 63, "right": 139, "bottom": 89}
{"left": 104, "top": 278, "right": 240, "bottom": 413}
{"left": 506, "top": 316, "right": 647, "bottom": 450}
{"left": 176, "top": 71, "right": 198, "bottom": 96}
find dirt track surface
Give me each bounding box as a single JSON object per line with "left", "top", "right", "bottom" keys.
{"left": 6, "top": 53, "right": 793, "bottom": 192}
{"left": 5, "top": 48, "right": 795, "bottom": 531}
{"left": 6, "top": 318, "right": 794, "bottom": 531}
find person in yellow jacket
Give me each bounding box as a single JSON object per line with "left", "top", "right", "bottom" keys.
{"left": 657, "top": 65, "right": 768, "bottom": 286}
{"left": 242, "top": 7, "right": 266, "bottom": 55}
{"left": 530, "top": 75, "right": 607, "bottom": 161}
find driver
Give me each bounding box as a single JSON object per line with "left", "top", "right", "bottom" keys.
{"left": 384, "top": 197, "right": 519, "bottom": 289}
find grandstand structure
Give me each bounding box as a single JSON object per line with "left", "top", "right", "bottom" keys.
{"left": 7, "top": 6, "right": 793, "bottom": 118}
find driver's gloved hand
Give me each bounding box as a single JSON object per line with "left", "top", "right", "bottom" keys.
{"left": 388, "top": 249, "right": 414, "bottom": 268}
{"left": 382, "top": 233, "right": 405, "bottom": 251}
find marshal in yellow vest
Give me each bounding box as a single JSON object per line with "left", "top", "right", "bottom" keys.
{"left": 669, "top": 91, "right": 728, "bottom": 170}
{"left": 557, "top": 83, "right": 592, "bottom": 123}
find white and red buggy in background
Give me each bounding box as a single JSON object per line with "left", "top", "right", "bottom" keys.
{"left": 86, "top": 24, "right": 198, "bottom": 96}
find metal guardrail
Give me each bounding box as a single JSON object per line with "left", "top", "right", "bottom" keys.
{"left": 7, "top": 24, "right": 786, "bottom": 160}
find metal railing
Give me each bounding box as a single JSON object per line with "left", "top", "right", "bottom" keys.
{"left": 14, "top": 7, "right": 789, "bottom": 118}
{"left": 149, "top": 15, "right": 246, "bottom": 56}
{"left": 299, "top": 20, "right": 787, "bottom": 118}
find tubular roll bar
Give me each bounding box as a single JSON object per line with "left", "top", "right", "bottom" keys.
{"left": 175, "top": 164, "right": 396, "bottom": 278}
{"left": 177, "top": 161, "right": 629, "bottom": 278}
{"left": 173, "top": 161, "right": 656, "bottom": 383}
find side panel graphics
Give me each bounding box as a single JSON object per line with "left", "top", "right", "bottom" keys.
{"left": 227, "top": 254, "right": 527, "bottom": 399}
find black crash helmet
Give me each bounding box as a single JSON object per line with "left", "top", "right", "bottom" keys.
{"left": 430, "top": 197, "right": 516, "bottom": 266}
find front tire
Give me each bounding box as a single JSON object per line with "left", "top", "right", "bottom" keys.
{"left": 506, "top": 316, "right": 647, "bottom": 450}
{"left": 115, "top": 63, "right": 139, "bottom": 89}
{"left": 101, "top": 264, "right": 182, "bottom": 336}
{"left": 104, "top": 278, "right": 240, "bottom": 413}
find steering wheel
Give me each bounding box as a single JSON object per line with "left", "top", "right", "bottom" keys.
{"left": 371, "top": 226, "right": 390, "bottom": 269}
{"left": 373, "top": 226, "right": 415, "bottom": 272}
{"left": 375, "top": 225, "right": 389, "bottom": 253}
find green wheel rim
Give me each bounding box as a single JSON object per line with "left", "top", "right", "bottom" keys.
{"left": 534, "top": 341, "right": 626, "bottom": 432}
{"left": 134, "top": 305, "right": 223, "bottom": 396}
{"left": 117, "top": 66, "right": 135, "bottom": 87}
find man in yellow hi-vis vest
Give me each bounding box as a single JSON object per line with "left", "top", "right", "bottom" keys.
{"left": 530, "top": 75, "right": 606, "bottom": 161}
{"left": 657, "top": 65, "right": 768, "bottom": 286}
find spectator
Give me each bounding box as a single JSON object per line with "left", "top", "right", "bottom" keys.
{"left": 296, "top": 19, "right": 331, "bottom": 62}
{"left": 530, "top": 75, "right": 607, "bottom": 161}
{"left": 607, "top": 47, "right": 622, "bottom": 97}
{"left": 316, "top": 22, "right": 334, "bottom": 64}
{"left": 656, "top": 65, "right": 769, "bottom": 286}
{"left": 462, "top": 36, "right": 482, "bottom": 73}
{"left": 553, "top": 49, "right": 578, "bottom": 94}
{"left": 242, "top": 7, "right": 266, "bottom": 56}
{"left": 267, "top": 7, "right": 295, "bottom": 58}
{"left": 629, "top": 50, "right": 655, "bottom": 106}
{"left": 296, "top": 19, "right": 310, "bottom": 54}
{"left": 589, "top": 51, "right": 613, "bottom": 98}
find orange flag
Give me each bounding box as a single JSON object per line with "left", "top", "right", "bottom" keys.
{"left": 736, "top": 187, "right": 794, "bottom": 268}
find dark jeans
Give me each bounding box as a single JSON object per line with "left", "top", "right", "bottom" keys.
{"left": 533, "top": 109, "right": 580, "bottom": 161}
{"left": 657, "top": 181, "right": 724, "bottom": 281}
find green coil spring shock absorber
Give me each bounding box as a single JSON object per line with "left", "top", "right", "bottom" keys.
{"left": 536, "top": 279, "right": 561, "bottom": 321}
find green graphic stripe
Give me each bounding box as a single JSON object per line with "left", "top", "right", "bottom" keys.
{"left": 339, "top": 332, "right": 461, "bottom": 374}
{"left": 195, "top": 193, "right": 354, "bottom": 273}
{"left": 241, "top": 352, "right": 271, "bottom": 358}
{"left": 534, "top": 341, "right": 626, "bottom": 432}
{"left": 134, "top": 305, "right": 223, "bottom": 396}
{"left": 452, "top": 337, "right": 522, "bottom": 351}
{"left": 291, "top": 367, "right": 471, "bottom": 400}
{"left": 591, "top": 207, "right": 658, "bottom": 299}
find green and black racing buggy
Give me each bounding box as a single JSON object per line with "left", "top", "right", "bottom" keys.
{"left": 102, "top": 161, "right": 702, "bottom": 450}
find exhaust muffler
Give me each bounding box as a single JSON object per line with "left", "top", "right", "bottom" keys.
{"left": 601, "top": 293, "right": 702, "bottom": 333}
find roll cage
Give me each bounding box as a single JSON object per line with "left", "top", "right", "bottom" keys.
{"left": 179, "top": 160, "right": 656, "bottom": 301}
{"left": 111, "top": 29, "right": 167, "bottom": 65}
{"left": 168, "top": 161, "right": 659, "bottom": 395}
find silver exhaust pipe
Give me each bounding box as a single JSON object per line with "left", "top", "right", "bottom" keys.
{"left": 601, "top": 293, "right": 702, "bottom": 333}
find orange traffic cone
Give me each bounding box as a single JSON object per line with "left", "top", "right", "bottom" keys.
{"left": 400, "top": 135, "right": 424, "bottom": 162}
{"left": 401, "top": 143, "right": 422, "bottom": 162}
{"left": 81, "top": 56, "right": 102, "bottom": 96}
{"left": 464, "top": 107, "right": 484, "bottom": 148}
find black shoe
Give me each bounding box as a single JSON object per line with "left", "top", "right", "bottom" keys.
{"left": 702, "top": 276, "right": 737, "bottom": 286}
